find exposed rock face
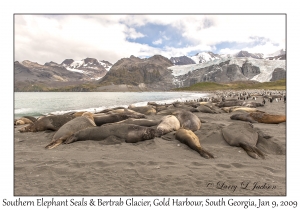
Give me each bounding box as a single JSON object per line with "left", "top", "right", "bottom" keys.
{"left": 270, "top": 68, "right": 286, "bottom": 81}
{"left": 14, "top": 60, "right": 94, "bottom": 91}
{"left": 235, "top": 51, "right": 264, "bottom": 59}
{"left": 173, "top": 61, "right": 248, "bottom": 88}
{"left": 100, "top": 55, "right": 175, "bottom": 90}
{"left": 241, "top": 62, "right": 260, "bottom": 78}
{"left": 16, "top": 60, "right": 83, "bottom": 82}
{"left": 170, "top": 56, "right": 196, "bottom": 65}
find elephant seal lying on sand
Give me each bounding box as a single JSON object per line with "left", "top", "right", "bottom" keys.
{"left": 45, "top": 112, "right": 96, "bottom": 149}
{"left": 230, "top": 112, "right": 286, "bottom": 124}
{"left": 156, "top": 115, "right": 180, "bottom": 135}
{"left": 172, "top": 110, "right": 201, "bottom": 131}
{"left": 93, "top": 112, "right": 145, "bottom": 126}
{"left": 221, "top": 122, "right": 265, "bottom": 159}
{"left": 18, "top": 115, "right": 76, "bottom": 132}
{"left": 175, "top": 128, "right": 214, "bottom": 159}
{"left": 65, "top": 123, "right": 158, "bottom": 144}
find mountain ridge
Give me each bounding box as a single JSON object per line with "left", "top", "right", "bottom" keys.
{"left": 14, "top": 49, "right": 286, "bottom": 91}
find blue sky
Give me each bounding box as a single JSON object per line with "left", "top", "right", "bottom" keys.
{"left": 126, "top": 23, "right": 189, "bottom": 49}
{"left": 15, "top": 15, "right": 286, "bottom": 64}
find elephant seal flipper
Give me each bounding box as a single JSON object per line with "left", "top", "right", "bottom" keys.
{"left": 45, "top": 135, "right": 69, "bottom": 149}
{"left": 197, "top": 147, "right": 215, "bottom": 159}
{"left": 239, "top": 143, "right": 265, "bottom": 159}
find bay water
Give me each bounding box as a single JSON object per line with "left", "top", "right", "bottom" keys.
{"left": 14, "top": 92, "right": 208, "bottom": 119}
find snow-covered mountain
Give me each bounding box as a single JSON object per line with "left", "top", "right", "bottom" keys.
{"left": 61, "top": 58, "right": 112, "bottom": 79}
{"left": 171, "top": 49, "right": 286, "bottom": 66}
{"left": 190, "top": 52, "right": 222, "bottom": 64}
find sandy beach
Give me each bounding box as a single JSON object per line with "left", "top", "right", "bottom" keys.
{"left": 14, "top": 94, "right": 286, "bottom": 196}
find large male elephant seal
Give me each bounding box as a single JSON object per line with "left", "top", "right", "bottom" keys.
{"left": 18, "top": 115, "right": 76, "bottom": 132}
{"left": 65, "top": 124, "right": 158, "bottom": 144}
{"left": 175, "top": 128, "right": 214, "bottom": 159}
{"left": 45, "top": 112, "right": 96, "bottom": 149}
{"left": 156, "top": 115, "right": 180, "bottom": 135}
{"left": 172, "top": 110, "right": 201, "bottom": 131}
{"left": 230, "top": 112, "right": 286, "bottom": 124}
{"left": 221, "top": 122, "right": 265, "bottom": 159}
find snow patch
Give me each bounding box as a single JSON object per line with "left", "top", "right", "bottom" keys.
{"left": 66, "top": 67, "right": 85, "bottom": 74}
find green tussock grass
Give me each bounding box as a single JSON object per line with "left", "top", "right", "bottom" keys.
{"left": 173, "top": 79, "right": 286, "bottom": 91}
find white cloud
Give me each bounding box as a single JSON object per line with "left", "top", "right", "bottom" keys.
{"left": 124, "top": 27, "right": 145, "bottom": 39}
{"left": 152, "top": 39, "right": 162, "bottom": 45}
{"left": 15, "top": 14, "right": 285, "bottom": 65}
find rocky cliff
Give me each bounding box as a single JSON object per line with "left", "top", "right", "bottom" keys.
{"left": 99, "top": 55, "right": 175, "bottom": 90}
{"left": 270, "top": 68, "right": 286, "bottom": 81}
{"left": 170, "top": 56, "right": 196, "bottom": 65}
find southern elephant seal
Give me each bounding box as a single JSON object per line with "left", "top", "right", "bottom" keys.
{"left": 221, "top": 122, "right": 265, "bottom": 159}
{"left": 14, "top": 116, "right": 37, "bottom": 125}
{"left": 65, "top": 124, "right": 158, "bottom": 144}
{"left": 217, "top": 100, "right": 243, "bottom": 108}
{"left": 128, "top": 105, "right": 156, "bottom": 115}
{"left": 230, "top": 112, "right": 286, "bottom": 124}
{"left": 113, "top": 118, "right": 160, "bottom": 127}
{"left": 18, "top": 115, "right": 76, "bottom": 132}
{"left": 175, "top": 128, "right": 214, "bottom": 159}
{"left": 156, "top": 115, "right": 180, "bottom": 135}
{"left": 93, "top": 112, "right": 145, "bottom": 126}
{"left": 15, "top": 117, "right": 34, "bottom": 125}
{"left": 172, "top": 110, "right": 201, "bottom": 131}
{"left": 45, "top": 112, "right": 96, "bottom": 149}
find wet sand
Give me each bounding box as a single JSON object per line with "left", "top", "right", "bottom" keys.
{"left": 14, "top": 95, "right": 286, "bottom": 196}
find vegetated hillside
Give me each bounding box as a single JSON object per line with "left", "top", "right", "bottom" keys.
{"left": 173, "top": 79, "right": 286, "bottom": 91}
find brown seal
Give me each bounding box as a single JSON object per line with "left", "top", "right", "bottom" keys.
{"left": 45, "top": 112, "right": 96, "bottom": 149}
{"left": 93, "top": 112, "right": 145, "bottom": 126}
{"left": 128, "top": 105, "right": 156, "bottom": 115}
{"left": 156, "top": 115, "right": 180, "bottom": 135}
{"left": 172, "top": 110, "right": 201, "bottom": 131}
{"left": 221, "top": 122, "right": 265, "bottom": 159}
{"left": 65, "top": 124, "right": 158, "bottom": 144}
{"left": 18, "top": 115, "right": 76, "bottom": 132}
{"left": 113, "top": 118, "right": 160, "bottom": 127}
{"left": 175, "top": 128, "right": 214, "bottom": 159}
{"left": 15, "top": 117, "right": 34, "bottom": 125}
{"left": 230, "top": 112, "right": 286, "bottom": 124}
